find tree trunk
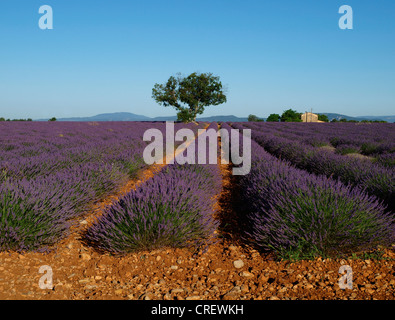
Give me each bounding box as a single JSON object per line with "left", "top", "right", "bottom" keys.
{"left": 193, "top": 102, "right": 199, "bottom": 123}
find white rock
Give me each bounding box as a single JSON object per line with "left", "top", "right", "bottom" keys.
{"left": 240, "top": 271, "right": 254, "bottom": 278}
{"left": 171, "top": 288, "right": 184, "bottom": 294}
{"left": 233, "top": 260, "right": 244, "bottom": 269}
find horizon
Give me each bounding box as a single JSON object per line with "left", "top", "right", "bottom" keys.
{"left": 1, "top": 0, "right": 394, "bottom": 119}
{"left": 6, "top": 110, "right": 395, "bottom": 121}
{"left": 3, "top": 110, "right": 391, "bottom": 121}
{"left": 35, "top": 110, "right": 395, "bottom": 121}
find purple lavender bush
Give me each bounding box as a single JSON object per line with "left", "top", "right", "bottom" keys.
{"left": 222, "top": 122, "right": 395, "bottom": 260}
{"left": 84, "top": 164, "right": 220, "bottom": 253}
{"left": 243, "top": 157, "right": 395, "bottom": 259}
{"left": 335, "top": 144, "right": 361, "bottom": 155}
{"left": 1, "top": 178, "right": 74, "bottom": 252}
{"left": 84, "top": 122, "right": 222, "bottom": 254}
{"left": 375, "top": 153, "right": 395, "bottom": 168}
{"left": 0, "top": 121, "right": 168, "bottom": 252}
{"left": 235, "top": 124, "right": 395, "bottom": 211}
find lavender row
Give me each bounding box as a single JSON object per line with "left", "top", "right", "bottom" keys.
{"left": 0, "top": 121, "right": 204, "bottom": 252}
{"left": 232, "top": 122, "right": 395, "bottom": 211}
{"left": 0, "top": 122, "right": 202, "bottom": 182}
{"left": 0, "top": 123, "right": 150, "bottom": 251}
{"left": 244, "top": 122, "right": 395, "bottom": 157}
{"left": 83, "top": 122, "right": 222, "bottom": 254}
{"left": 221, "top": 123, "right": 395, "bottom": 259}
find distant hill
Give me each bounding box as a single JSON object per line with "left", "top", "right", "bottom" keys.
{"left": 37, "top": 112, "right": 249, "bottom": 122}
{"left": 151, "top": 115, "right": 177, "bottom": 121}
{"left": 317, "top": 113, "right": 395, "bottom": 122}
{"left": 45, "top": 112, "right": 152, "bottom": 122}
{"left": 36, "top": 112, "right": 395, "bottom": 123}
{"left": 151, "top": 115, "right": 249, "bottom": 122}
{"left": 316, "top": 113, "right": 360, "bottom": 121}
{"left": 197, "top": 115, "right": 249, "bottom": 122}
{"left": 354, "top": 115, "right": 395, "bottom": 122}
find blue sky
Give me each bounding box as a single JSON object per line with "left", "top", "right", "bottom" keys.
{"left": 0, "top": 0, "right": 394, "bottom": 119}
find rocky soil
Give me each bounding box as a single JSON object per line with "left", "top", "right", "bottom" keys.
{"left": 1, "top": 239, "right": 394, "bottom": 300}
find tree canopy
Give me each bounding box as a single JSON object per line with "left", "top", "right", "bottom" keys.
{"left": 152, "top": 72, "right": 227, "bottom": 123}
{"left": 248, "top": 114, "right": 264, "bottom": 122}
{"left": 281, "top": 109, "right": 302, "bottom": 122}
{"left": 318, "top": 114, "right": 329, "bottom": 122}
{"left": 266, "top": 113, "right": 280, "bottom": 122}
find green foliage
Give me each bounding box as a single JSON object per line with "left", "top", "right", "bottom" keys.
{"left": 0, "top": 188, "right": 68, "bottom": 251}
{"left": 280, "top": 109, "right": 302, "bottom": 122}
{"left": 318, "top": 114, "right": 329, "bottom": 122}
{"left": 248, "top": 114, "right": 264, "bottom": 122}
{"left": 348, "top": 248, "right": 395, "bottom": 261}
{"left": 335, "top": 145, "right": 361, "bottom": 155}
{"left": 374, "top": 155, "right": 395, "bottom": 168}
{"left": 266, "top": 113, "right": 280, "bottom": 122}
{"left": 361, "top": 120, "right": 388, "bottom": 123}
{"left": 152, "top": 72, "right": 227, "bottom": 123}
{"left": 177, "top": 108, "right": 195, "bottom": 123}
{"left": 267, "top": 185, "right": 394, "bottom": 260}
{"left": 1, "top": 118, "right": 32, "bottom": 121}
{"left": 361, "top": 142, "right": 379, "bottom": 155}
{"left": 332, "top": 118, "right": 388, "bottom": 123}
{"left": 48, "top": 117, "right": 57, "bottom": 122}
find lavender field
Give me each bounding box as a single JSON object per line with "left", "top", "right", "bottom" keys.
{"left": 0, "top": 121, "right": 204, "bottom": 252}
{"left": 0, "top": 121, "right": 394, "bottom": 260}
{"left": 225, "top": 122, "right": 395, "bottom": 259}
{"left": 232, "top": 122, "right": 395, "bottom": 211}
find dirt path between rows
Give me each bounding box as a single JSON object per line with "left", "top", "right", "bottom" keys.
{"left": 0, "top": 126, "right": 394, "bottom": 300}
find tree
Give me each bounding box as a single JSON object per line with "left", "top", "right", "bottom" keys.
{"left": 281, "top": 109, "right": 302, "bottom": 122}
{"left": 152, "top": 72, "right": 227, "bottom": 123}
{"left": 266, "top": 113, "right": 280, "bottom": 122}
{"left": 318, "top": 114, "right": 329, "bottom": 122}
{"left": 0, "top": 117, "right": 5, "bottom": 121}
{"left": 248, "top": 114, "right": 263, "bottom": 122}
{"left": 48, "top": 117, "right": 57, "bottom": 121}
{"left": 176, "top": 108, "right": 194, "bottom": 123}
